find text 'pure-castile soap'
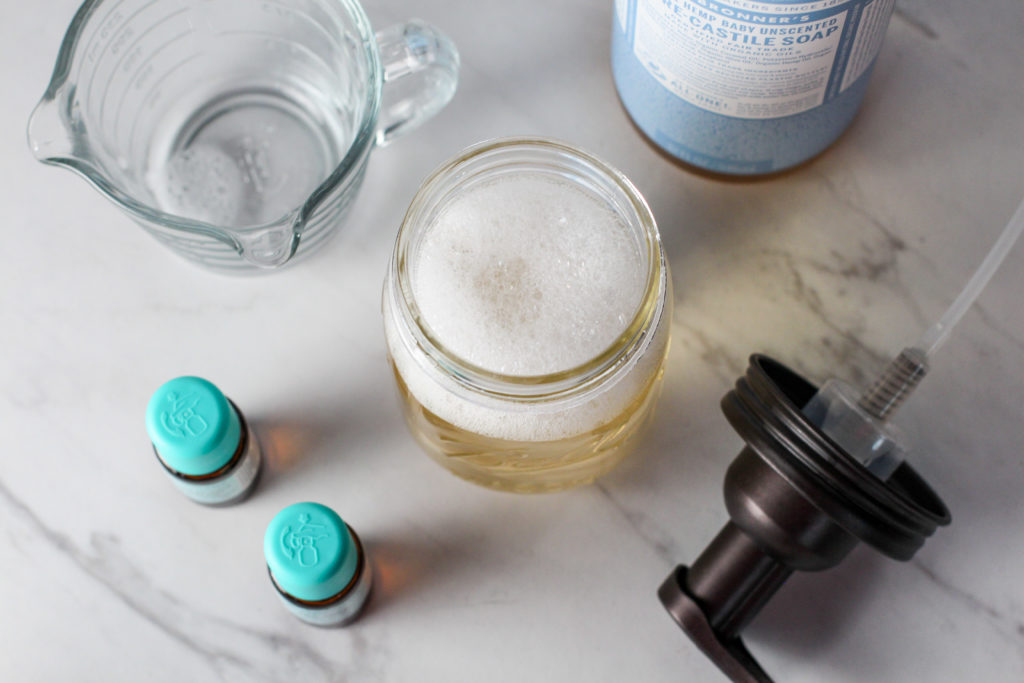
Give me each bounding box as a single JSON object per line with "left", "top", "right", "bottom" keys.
{"left": 612, "top": 0, "right": 897, "bottom": 175}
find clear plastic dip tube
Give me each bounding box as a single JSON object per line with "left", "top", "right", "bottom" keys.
{"left": 383, "top": 138, "right": 672, "bottom": 493}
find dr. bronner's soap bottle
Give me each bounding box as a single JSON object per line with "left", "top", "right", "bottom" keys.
{"left": 612, "top": 0, "right": 896, "bottom": 175}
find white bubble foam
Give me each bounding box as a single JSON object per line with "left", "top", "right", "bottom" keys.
{"left": 412, "top": 173, "right": 645, "bottom": 375}
{"left": 149, "top": 145, "right": 243, "bottom": 226}
{"left": 385, "top": 172, "right": 670, "bottom": 441}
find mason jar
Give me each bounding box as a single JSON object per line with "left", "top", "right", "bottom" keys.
{"left": 382, "top": 138, "right": 672, "bottom": 492}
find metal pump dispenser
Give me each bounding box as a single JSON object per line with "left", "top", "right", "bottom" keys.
{"left": 658, "top": 354, "right": 949, "bottom": 682}
{"left": 659, "top": 194, "right": 1024, "bottom": 681}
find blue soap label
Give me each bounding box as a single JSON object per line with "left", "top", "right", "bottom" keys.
{"left": 617, "top": 0, "right": 895, "bottom": 120}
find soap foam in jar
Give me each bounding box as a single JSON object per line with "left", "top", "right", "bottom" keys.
{"left": 411, "top": 173, "right": 646, "bottom": 376}
{"left": 385, "top": 168, "right": 668, "bottom": 444}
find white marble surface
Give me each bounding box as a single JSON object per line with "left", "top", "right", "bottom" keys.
{"left": 3, "top": 1, "right": 1024, "bottom": 681}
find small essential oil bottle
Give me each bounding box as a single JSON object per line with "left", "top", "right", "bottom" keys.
{"left": 145, "top": 376, "right": 262, "bottom": 505}
{"left": 264, "top": 502, "right": 372, "bottom": 627}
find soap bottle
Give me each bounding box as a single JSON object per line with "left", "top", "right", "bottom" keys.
{"left": 612, "top": 0, "right": 896, "bottom": 175}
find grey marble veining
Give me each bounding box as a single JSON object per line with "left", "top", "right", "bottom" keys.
{"left": 3, "top": 0, "right": 1024, "bottom": 681}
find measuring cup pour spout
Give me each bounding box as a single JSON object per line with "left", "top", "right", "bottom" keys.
{"left": 28, "top": 93, "right": 77, "bottom": 165}
{"left": 234, "top": 222, "right": 301, "bottom": 269}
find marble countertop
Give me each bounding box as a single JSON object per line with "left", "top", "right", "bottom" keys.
{"left": 3, "top": 0, "right": 1024, "bottom": 680}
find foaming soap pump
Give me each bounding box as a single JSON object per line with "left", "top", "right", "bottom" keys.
{"left": 660, "top": 195, "right": 1024, "bottom": 682}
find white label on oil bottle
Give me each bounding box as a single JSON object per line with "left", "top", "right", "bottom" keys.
{"left": 631, "top": 0, "right": 895, "bottom": 119}
{"left": 167, "top": 432, "right": 261, "bottom": 505}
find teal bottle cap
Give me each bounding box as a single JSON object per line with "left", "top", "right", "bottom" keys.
{"left": 146, "top": 376, "right": 241, "bottom": 477}
{"left": 265, "top": 502, "right": 358, "bottom": 602}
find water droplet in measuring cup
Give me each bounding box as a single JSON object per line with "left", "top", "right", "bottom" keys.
{"left": 149, "top": 145, "right": 244, "bottom": 226}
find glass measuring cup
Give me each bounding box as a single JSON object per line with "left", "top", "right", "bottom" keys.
{"left": 28, "top": 0, "right": 459, "bottom": 271}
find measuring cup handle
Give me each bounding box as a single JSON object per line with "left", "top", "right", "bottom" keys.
{"left": 375, "top": 20, "right": 459, "bottom": 146}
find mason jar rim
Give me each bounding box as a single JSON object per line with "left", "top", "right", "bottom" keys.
{"left": 388, "top": 136, "right": 667, "bottom": 402}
